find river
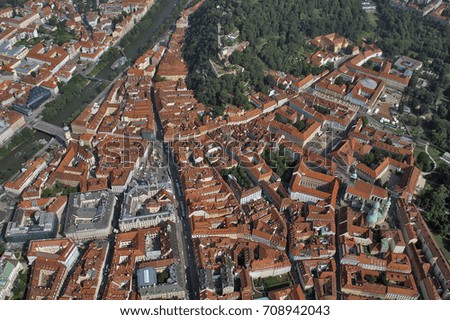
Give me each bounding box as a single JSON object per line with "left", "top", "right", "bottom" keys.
{"left": 0, "top": 131, "right": 50, "bottom": 184}
{"left": 0, "top": 0, "right": 183, "bottom": 183}
{"left": 97, "top": 0, "right": 182, "bottom": 80}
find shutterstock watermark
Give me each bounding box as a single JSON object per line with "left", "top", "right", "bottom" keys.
{"left": 95, "top": 128, "right": 339, "bottom": 173}
{"left": 159, "top": 128, "right": 338, "bottom": 171}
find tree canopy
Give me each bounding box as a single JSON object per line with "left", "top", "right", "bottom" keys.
{"left": 184, "top": 0, "right": 370, "bottom": 111}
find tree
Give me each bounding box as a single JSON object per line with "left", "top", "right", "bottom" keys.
{"left": 344, "top": 45, "right": 355, "bottom": 55}
{"left": 364, "top": 59, "right": 374, "bottom": 69}
{"left": 365, "top": 275, "right": 378, "bottom": 284}
{"left": 416, "top": 151, "right": 432, "bottom": 172}
{"left": 363, "top": 149, "right": 385, "bottom": 166}
{"left": 362, "top": 116, "right": 369, "bottom": 126}
{"left": 157, "top": 268, "right": 169, "bottom": 284}
{"left": 334, "top": 76, "right": 344, "bottom": 86}
{"left": 295, "top": 120, "right": 307, "bottom": 131}
{"left": 402, "top": 114, "right": 418, "bottom": 126}
{"left": 48, "top": 16, "right": 58, "bottom": 26}
{"left": 264, "top": 75, "right": 277, "bottom": 88}
{"left": 436, "top": 104, "right": 449, "bottom": 120}
{"left": 416, "top": 184, "right": 449, "bottom": 234}
{"left": 364, "top": 153, "right": 375, "bottom": 166}
{"left": 433, "top": 163, "right": 450, "bottom": 186}
{"left": 154, "top": 75, "right": 167, "bottom": 82}
{"left": 184, "top": 0, "right": 371, "bottom": 114}
{"left": 234, "top": 92, "right": 248, "bottom": 107}
{"left": 425, "top": 116, "right": 450, "bottom": 151}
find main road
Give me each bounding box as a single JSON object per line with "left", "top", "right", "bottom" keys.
{"left": 151, "top": 87, "right": 201, "bottom": 300}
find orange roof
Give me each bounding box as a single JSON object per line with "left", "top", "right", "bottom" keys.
{"left": 346, "top": 179, "right": 388, "bottom": 200}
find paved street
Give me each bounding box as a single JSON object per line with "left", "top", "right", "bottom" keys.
{"left": 151, "top": 87, "right": 200, "bottom": 300}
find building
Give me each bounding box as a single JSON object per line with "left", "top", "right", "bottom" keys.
{"left": 0, "top": 42, "right": 29, "bottom": 60}
{"left": 0, "top": 256, "right": 24, "bottom": 300}
{"left": 4, "top": 157, "right": 46, "bottom": 196}
{"left": 289, "top": 161, "right": 338, "bottom": 204}
{"left": 345, "top": 77, "right": 385, "bottom": 109}
{"left": 269, "top": 117, "right": 322, "bottom": 148}
{"left": 341, "top": 264, "right": 419, "bottom": 300}
{"left": 344, "top": 179, "right": 389, "bottom": 208}
{"left": 27, "top": 238, "right": 79, "bottom": 300}
{"left": 268, "top": 284, "right": 305, "bottom": 300}
{"left": 394, "top": 56, "right": 423, "bottom": 73}
{"left": 103, "top": 223, "right": 183, "bottom": 300}
{"left": 310, "top": 33, "right": 351, "bottom": 53}
{"left": 345, "top": 51, "right": 411, "bottom": 91}
{"left": 59, "top": 241, "right": 109, "bottom": 300}
{"left": 362, "top": 1, "right": 377, "bottom": 12}
{"left": 0, "top": 109, "right": 26, "bottom": 146}
{"left": 5, "top": 210, "right": 58, "bottom": 243}
{"left": 227, "top": 175, "right": 262, "bottom": 205}
{"left": 120, "top": 183, "right": 176, "bottom": 232}
{"left": 12, "top": 86, "right": 51, "bottom": 116}
{"left": 64, "top": 191, "right": 116, "bottom": 241}
{"left": 137, "top": 263, "right": 186, "bottom": 299}
{"left": 397, "top": 199, "right": 450, "bottom": 299}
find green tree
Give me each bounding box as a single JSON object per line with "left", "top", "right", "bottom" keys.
{"left": 334, "top": 76, "right": 344, "bottom": 86}
{"left": 416, "top": 151, "right": 432, "bottom": 172}
{"left": 48, "top": 16, "right": 58, "bottom": 26}
{"left": 184, "top": 0, "right": 370, "bottom": 114}
{"left": 362, "top": 116, "right": 369, "bottom": 126}
{"left": 363, "top": 153, "right": 375, "bottom": 166}
{"left": 416, "top": 185, "right": 449, "bottom": 234}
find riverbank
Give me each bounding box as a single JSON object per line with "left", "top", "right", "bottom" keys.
{"left": 0, "top": 0, "right": 186, "bottom": 185}
{"left": 0, "top": 132, "right": 50, "bottom": 184}
{"left": 44, "top": 0, "right": 183, "bottom": 126}
{"left": 96, "top": 0, "right": 183, "bottom": 79}
{"left": 0, "top": 128, "right": 34, "bottom": 161}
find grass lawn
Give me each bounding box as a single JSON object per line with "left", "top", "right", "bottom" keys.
{"left": 414, "top": 143, "right": 425, "bottom": 158}
{"left": 52, "top": 29, "right": 76, "bottom": 46}
{"left": 42, "top": 182, "right": 78, "bottom": 197}
{"left": 432, "top": 233, "right": 450, "bottom": 262}
{"left": 427, "top": 145, "right": 445, "bottom": 167}
{"left": 414, "top": 143, "right": 445, "bottom": 169}
{"left": 0, "top": 128, "right": 35, "bottom": 161}
{"left": 386, "top": 127, "right": 405, "bottom": 135}
{"left": 260, "top": 274, "right": 292, "bottom": 290}
{"left": 88, "top": 48, "right": 120, "bottom": 78}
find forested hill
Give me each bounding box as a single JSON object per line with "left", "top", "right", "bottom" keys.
{"left": 375, "top": 0, "right": 450, "bottom": 61}
{"left": 183, "top": 0, "right": 450, "bottom": 112}
{"left": 184, "top": 0, "right": 370, "bottom": 110}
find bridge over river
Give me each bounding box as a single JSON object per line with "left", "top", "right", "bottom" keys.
{"left": 28, "top": 119, "right": 67, "bottom": 145}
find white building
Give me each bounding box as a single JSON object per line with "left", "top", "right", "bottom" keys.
{"left": 0, "top": 259, "right": 23, "bottom": 300}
